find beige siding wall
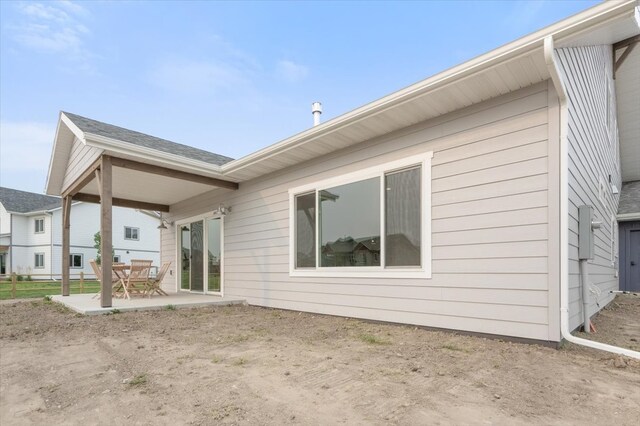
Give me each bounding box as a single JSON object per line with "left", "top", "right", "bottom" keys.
{"left": 61, "top": 137, "right": 102, "bottom": 193}
{"left": 163, "top": 82, "right": 555, "bottom": 341}
{"left": 556, "top": 45, "right": 621, "bottom": 331}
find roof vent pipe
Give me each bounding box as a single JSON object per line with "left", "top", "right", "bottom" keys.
{"left": 312, "top": 102, "right": 322, "bottom": 126}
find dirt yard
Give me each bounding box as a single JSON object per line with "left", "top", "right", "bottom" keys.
{"left": 1, "top": 296, "right": 639, "bottom": 425}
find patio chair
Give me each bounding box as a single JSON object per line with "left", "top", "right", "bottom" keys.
{"left": 122, "top": 259, "right": 153, "bottom": 299}
{"left": 90, "top": 259, "right": 125, "bottom": 299}
{"left": 144, "top": 262, "right": 171, "bottom": 297}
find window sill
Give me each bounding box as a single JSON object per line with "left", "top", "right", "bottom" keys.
{"left": 290, "top": 268, "right": 431, "bottom": 279}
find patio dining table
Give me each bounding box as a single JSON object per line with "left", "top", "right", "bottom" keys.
{"left": 112, "top": 261, "right": 153, "bottom": 299}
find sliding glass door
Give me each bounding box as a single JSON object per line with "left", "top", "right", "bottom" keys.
{"left": 179, "top": 217, "right": 223, "bottom": 294}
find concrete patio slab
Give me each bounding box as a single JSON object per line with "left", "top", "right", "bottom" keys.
{"left": 51, "top": 292, "right": 246, "bottom": 315}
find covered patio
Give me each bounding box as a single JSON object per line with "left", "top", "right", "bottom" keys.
{"left": 51, "top": 292, "right": 245, "bottom": 315}
{"left": 47, "top": 112, "right": 240, "bottom": 308}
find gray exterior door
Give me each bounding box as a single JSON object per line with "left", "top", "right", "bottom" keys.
{"left": 619, "top": 221, "right": 640, "bottom": 292}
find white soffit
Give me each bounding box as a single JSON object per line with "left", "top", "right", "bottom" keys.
{"left": 80, "top": 167, "right": 222, "bottom": 206}
{"left": 615, "top": 44, "right": 640, "bottom": 182}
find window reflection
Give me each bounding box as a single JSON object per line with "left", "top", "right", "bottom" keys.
{"left": 320, "top": 178, "right": 381, "bottom": 267}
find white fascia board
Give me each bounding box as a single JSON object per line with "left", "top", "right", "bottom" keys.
{"left": 46, "top": 112, "right": 90, "bottom": 195}
{"left": 44, "top": 112, "right": 65, "bottom": 195}
{"left": 221, "top": 0, "right": 637, "bottom": 176}
{"left": 84, "top": 133, "right": 227, "bottom": 178}
{"left": 46, "top": 201, "right": 81, "bottom": 214}
{"left": 617, "top": 213, "right": 640, "bottom": 221}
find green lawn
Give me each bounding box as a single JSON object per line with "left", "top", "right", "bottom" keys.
{"left": 0, "top": 280, "right": 100, "bottom": 300}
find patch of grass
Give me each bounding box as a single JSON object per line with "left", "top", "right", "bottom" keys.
{"left": 441, "top": 343, "right": 470, "bottom": 353}
{"left": 43, "top": 295, "right": 52, "bottom": 302}
{"left": 358, "top": 333, "right": 390, "bottom": 345}
{"left": 0, "top": 280, "right": 100, "bottom": 300}
{"left": 232, "top": 357, "right": 247, "bottom": 366}
{"left": 231, "top": 334, "right": 250, "bottom": 343}
{"left": 128, "top": 374, "right": 148, "bottom": 386}
{"left": 211, "top": 355, "right": 223, "bottom": 364}
{"left": 165, "top": 304, "right": 176, "bottom": 311}
{"left": 110, "top": 308, "right": 121, "bottom": 314}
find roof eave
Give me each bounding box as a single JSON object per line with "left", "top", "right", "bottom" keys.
{"left": 84, "top": 133, "right": 227, "bottom": 177}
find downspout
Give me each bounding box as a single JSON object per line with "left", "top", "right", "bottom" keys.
{"left": 544, "top": 36, "right": 640, "bottom": 359}
{"left": 9, "top": 214, "right": 13, "bottom": 275}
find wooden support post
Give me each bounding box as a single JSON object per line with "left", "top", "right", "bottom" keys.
{"left": 11, "top": 273, "right": 16, "bottom": 299}
{"left": 100, "top": 156, "right": 113, "bottom": 308}
{"left": 80, "top": 272, "right": 84, "bottom": 294}
{"left": 61, "top": 195, "right": 72, "bottom": 296}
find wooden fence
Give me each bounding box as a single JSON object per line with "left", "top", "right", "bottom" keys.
{"left": 0, "top": 273, "right": 99, "bottom": 299}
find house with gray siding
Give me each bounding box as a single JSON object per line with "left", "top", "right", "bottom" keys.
{"left": 44, "top": 1, "right": 638, "bottom": 350}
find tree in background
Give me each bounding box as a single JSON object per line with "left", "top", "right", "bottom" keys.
{"left": 93, "top": 232, "right": 114, "bottom": 265}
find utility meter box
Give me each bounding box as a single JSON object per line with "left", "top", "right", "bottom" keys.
{"left": 578, "top": 205, "right": 596, "bottom": 260}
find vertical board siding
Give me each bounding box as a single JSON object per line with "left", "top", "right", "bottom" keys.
{"left": 61, "top": 138, "right": 102, "bottom": 193}
{"left": 162, "top": 83, "right": 553, "bottom": 341}
{"left": 556, "top": 45, "right": 620, "bottom": 331}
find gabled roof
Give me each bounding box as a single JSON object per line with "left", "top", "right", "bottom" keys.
{"left": 62, "top": 112, "right": 234, "bottom": 166}
{"left": 0, "top": 187, "right": 61, "bottom": 213}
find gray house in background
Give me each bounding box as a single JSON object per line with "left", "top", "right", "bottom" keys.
{"left": 44, "top": 1, "right": 638, "bottom": 347}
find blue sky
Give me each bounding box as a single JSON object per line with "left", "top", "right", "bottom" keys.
{"left": 0, "top": 0, "right": 599, "bottom": 193}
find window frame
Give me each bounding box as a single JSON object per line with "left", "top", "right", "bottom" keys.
{"left": 34, "top": 253, "right": 45, "bottom": 269}
{"left": 288, "top": 151, "right": 433, "bottom": 279}
{"left": 34, "top": 218, "right": 45, "bottom": 234}
{"left": 69, "top": 253, "right": 84, "bottom": 269}
{"left": 124, "top": 226, "right": 139, "bottom": 241}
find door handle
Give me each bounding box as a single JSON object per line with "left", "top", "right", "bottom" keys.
{"left": 632, "top": 261, "right": 637, "bottom": 266}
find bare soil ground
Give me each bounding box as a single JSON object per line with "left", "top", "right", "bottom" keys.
{"left": 1, "top": 295, "right": 639, "bottom": 425}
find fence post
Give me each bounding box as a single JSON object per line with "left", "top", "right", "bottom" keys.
{"left": 11, "top": 273, "right": 16, "bottom": 299}
{"left": 80, "top": 272, "right": 84, "bottom": 294}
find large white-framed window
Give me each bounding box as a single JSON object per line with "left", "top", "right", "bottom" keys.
{"left": 34, "top": 218, "right": 44, "bottom": 234}
{"left": 34, "top": 253, "right": 45, "bottom": 269}
{"left": 124, "top": 226, "right": 139, "bottom": 241}
{"left": 288, "top": 152, "right": 433, "bottom": 279}
{"left": 69, "top": 253, "right": 83, "bottom": 269}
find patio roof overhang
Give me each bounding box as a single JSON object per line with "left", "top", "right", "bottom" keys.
{"left": 47, "top": 113, "right": 239, "bottom": 209}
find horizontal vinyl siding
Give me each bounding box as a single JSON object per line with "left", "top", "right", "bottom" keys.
{"left": 61, "top": 138, "right": 102, "bottom": 193}
{"left": 162, "top": 82, "right": 552, "bottom": 341}
{"left": 556, "top": 46, "right": 620, "bottom": 331}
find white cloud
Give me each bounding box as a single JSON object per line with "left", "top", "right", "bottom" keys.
{"left": 0, "top": 121, "right": 55, "bottom": 191}
{"left": 150, "top": 60, "right": 250, "bottom": 95}
{"left": 276, "top": 60, "right": 309, "bottom": 83}
{"left": 149, "top": 36, "right": 262, "bottom": 96}
{"left": 11, "top": 1, "right": 91, "bottom": 59}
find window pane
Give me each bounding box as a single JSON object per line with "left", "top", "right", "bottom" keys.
{"left": 385, "top": 167, "right": 421, "bottom": 267}
{"left": 132, "top": 228, "right": 139, "bottom": 239}
{"left": 295, "top": 193, "right": 316, "bottom": 268}
{"left": 320, "top": 178, "right": 380, "bottom": 267}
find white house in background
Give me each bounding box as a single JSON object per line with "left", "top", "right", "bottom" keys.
{"left": 0, "top": 187, "right": 160, "bottom": 278}
{"left": 44, "top": 1, "right": 638, "bottom": 347}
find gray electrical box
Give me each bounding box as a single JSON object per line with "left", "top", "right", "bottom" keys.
{"left": 578, "top": 205, "right": 600, "bottom": 260}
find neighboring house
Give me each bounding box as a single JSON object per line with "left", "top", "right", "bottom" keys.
{"left": 0, "top": 187, "right": 160, "bottom": 278}
{"left": 44, "top": 1, "right": 638, "bottom": 345}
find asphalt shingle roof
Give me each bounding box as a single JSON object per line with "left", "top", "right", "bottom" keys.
{"left": 0, "top": 187, "right": 61, "bottom": 213}
{"left": 618, "top": 180, "right": 640, "bottom": 216}
{"left": 63, "top": 112, "right": 234, "bottom": 166}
